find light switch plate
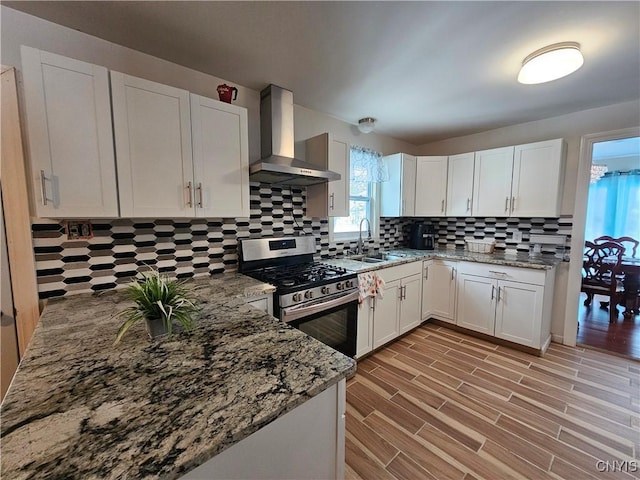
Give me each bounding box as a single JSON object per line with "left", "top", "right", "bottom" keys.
{"left": 512, "top": 231, "right": 523, "bottom": 243}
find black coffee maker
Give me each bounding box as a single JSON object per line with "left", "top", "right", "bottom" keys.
{"left": 409, "top": 223, "right": 435, "bottom": 250}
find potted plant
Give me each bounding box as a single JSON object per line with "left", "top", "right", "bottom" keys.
{"left": 113, "top": 269, "right": 199, "bottom": 345}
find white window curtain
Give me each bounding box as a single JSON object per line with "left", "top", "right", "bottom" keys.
{"left": 350, "top": 146, "right": 388, "bottom": 183}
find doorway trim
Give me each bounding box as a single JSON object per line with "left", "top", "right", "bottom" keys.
{"left": 1, "top": 66, "right": 40, "bottom": 355}
{"left": 563, "top": 126, "right": 640, "bottom": 346}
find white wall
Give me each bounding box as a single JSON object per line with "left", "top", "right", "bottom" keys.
{"left": 417, "top": 101, "right": 640, "bottom": 342}
{"left": 0, "top": 6, "right": 416, "bottom": 166}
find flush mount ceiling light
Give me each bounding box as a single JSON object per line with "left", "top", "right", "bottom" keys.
{"left": 357, "top": 117, "right": 376, "bottom": 134}
{"left": 517, "top": 42, "right": 584, "bottom": 84}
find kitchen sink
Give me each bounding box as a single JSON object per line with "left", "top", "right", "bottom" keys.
{"left": 349, "top": 252, "right": 407, "bottom": 263}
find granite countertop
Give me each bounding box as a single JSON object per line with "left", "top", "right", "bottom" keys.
{"left": 324, "top": 247, "right": 562, "bottom": 272}
{"left": 0, "top": 273, "right": 356, "bottom": 480}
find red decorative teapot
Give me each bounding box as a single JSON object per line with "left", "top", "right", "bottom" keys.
{"left": 217, "top": 84, "right": 238, "bottom": 103}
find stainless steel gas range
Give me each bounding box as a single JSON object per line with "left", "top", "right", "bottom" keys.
{"left": 239, "top": 237, "right": 358, "bottom": 357}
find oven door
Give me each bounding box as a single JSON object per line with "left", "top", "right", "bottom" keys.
{"left": 281, "top": 290, "right": 358, "bottom": 357}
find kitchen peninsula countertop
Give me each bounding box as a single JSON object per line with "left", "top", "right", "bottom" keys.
{"left": 324, "top": 248, "right": 562, "bottom": 272}
{"left": 0, "top": 273, "right": 356, "bottom": 479}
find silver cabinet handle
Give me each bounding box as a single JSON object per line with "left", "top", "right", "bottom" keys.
{"left": 186, "top": 181, "right": 193, "bottom": 207}
{"left": 491, "top": 285, "right": 495, "bottom": 300}
{"left": 40, "top": 170, "right": 48, "bottom": 206}
{"left": 511, "top": 196, "right": 516, "bottom": 212}
{"left": 329, "top": 192, "right": 335, "bottom": 210}
{"left": 451, "top": 267, "right": 455, "bottom": 281}
{"left": 424, "top": 266, "right": 429, "bottom": 280}
{"left": 497, "top": 286, "right": 502, "bottom": 302}
{"left": 400, "top": 285, "right": 407, "bottom": 301}
{"left": 441, "top": 199, "right": 445, "bottom": 213}
{"left": 466, "top": 198, "right": 471, "bottom": 211}
{"left": 504, "top": 197, "right": 509, "bottom": 212}
{"left": 402, "top": 199, "right": 406, "bottom": 214}
{"left": 489, "top": 270, "right": 507, "bottom": 276}
{"left": 197, "top": 183, "right": 203, "bottom": 207}
{"left": 370, "top": 297, "right": 375, "bottom": 311}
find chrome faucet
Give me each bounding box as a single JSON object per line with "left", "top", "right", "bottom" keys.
{"left": 357, "top": 218, "right": 372, "bottom": 255}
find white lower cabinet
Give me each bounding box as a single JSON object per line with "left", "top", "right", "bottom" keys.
{"left": 356, "top": 262, "right": 423, "bottom": 357}
{"left": 421, "top": 259, "right": 457, "bottom": 323}
{"left": 356, "top": 296, "right": 375, "bottom": 358}
{"left": 182, "top": 379, "right": 346, "bottom": 480}
{"left": 373, "top": 278, "right": 402, "bottom": 348}
{"left": 246, "top": 294, "right": 273, "bottom": 316}
{"left": 455, "top": 261, "right": 555, "bottom": 350}
{"left": 456, "top": 273, "right": 496, "bottom": 335}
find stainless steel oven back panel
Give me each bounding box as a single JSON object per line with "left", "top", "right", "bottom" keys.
{"left": 240, "top": 236, "right": 316, "bottom": 262}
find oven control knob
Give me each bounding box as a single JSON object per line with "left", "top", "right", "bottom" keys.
{"left": 345, "top": 280, "right": 354, "bottom": 288}
{"left": 292, "top": 293, "right": 302, "bottom": 302}
{"left": 321, "top": 286, "right": 330, "bottom": 294}
{"left": 304, "top": 290, "right": 314, "bottom": 299}
{"left": 336, "top": 282, "right": 344, "bottom": 290}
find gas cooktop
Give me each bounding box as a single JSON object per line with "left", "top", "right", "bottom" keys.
{"left": 246, "top": 262, "right": 354, "bottom": 293}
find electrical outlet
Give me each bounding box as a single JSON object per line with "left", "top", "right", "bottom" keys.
{"left": 512, "top": 231, "right": 523, "bottom": 243}
{"left": 65, "top": 220, "right": 93, "bottom": 240}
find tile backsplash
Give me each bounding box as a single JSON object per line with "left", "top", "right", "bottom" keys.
{"left": 32, "top": 184, "right": 404, "bottom": 298}
{"left": 32, "top": 184, "right": 573, "bottom": 299}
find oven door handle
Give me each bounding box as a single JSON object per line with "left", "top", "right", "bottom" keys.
{"left": 282, "top": 290, "right": 359, "bottom": 323}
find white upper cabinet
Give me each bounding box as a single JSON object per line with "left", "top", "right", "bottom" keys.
{"left": 190, "top": 94, "right": 249, "bottom": 218}
{"left": 305, "top": 133, "right": 350, "bottom": 217}
{"left": 472, "top": 146, "right": 515, "bottom": 217}
{"left": 511, "top": 139, "right": 565, "bottom": 217}
{"left": 21, "top": 46, "right": 118, "bottom": 218}
{"left": 414, "top": 156, "right": 448, "bottom": 216}
{"left": 471, "top": 140, "right": 565, "bottom": 218}
{"left": 111, "top": 72, "right": 194, "bottom": 218}
{"left": 381, "top": 153, "right": 416, "bottom": 217}
{"left": 446, "top": 152, "right": 475, "bottom": 216}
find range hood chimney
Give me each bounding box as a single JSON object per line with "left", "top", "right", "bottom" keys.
{"left": 249, "top": 84, "right": 340, "bottom": 186}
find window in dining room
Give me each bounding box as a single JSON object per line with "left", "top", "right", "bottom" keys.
{"left": 584, "top": 137, "right": 640, "bottom": 243}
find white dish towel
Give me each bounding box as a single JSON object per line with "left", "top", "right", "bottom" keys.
{"left": 357, "top": 271, "right": 385, "bottom": 305}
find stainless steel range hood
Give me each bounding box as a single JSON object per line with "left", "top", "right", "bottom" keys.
{"left": 249, "top": 85, "right": 340, "bottom": 186}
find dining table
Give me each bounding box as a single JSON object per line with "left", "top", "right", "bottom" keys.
{"left": 582, "top": 254, "right": 640, "bottom": 316}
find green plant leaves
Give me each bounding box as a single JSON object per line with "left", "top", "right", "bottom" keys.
{"left": 112, "top": 269, "right": 199, "bottom": 345}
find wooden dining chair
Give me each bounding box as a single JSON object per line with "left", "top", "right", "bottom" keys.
{"left": 595, "top": 236, "right": 640, "bottom": 316}
{"left": 582, "top": 240, "right": 626, "bottom": 323}
{"left": 594, "top": 235, "right": 638, "bottom": 257}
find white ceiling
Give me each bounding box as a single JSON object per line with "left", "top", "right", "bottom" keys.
{"left": 5, "top": 1, "right": 640, "bottom": 145}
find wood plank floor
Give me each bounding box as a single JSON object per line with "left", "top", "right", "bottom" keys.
{"left": 577, "top": 293, "right": 640, "bottom": 360}
{"left": 346, "top": 323, "right": 640, "bottom": 480}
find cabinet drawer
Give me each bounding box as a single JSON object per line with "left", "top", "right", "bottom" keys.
{"left": 378, "top": 261, "right": 422, "bottom": 282}
{"left": 457, "top": 261, "right": 547, "bottom": 286}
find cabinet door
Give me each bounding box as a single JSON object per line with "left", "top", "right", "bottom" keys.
{"left": 494, "top": 280, "right": 544, "bottom": 348}
{"left": 472, "top": 146, "right": 514, "bottom": 217}
{"left": 512, "top": 139, "right": 564, "bottom": 217}
{"left": 246, "top": 294, "right": 273, "bottom": 316}
{"left": 21, "top": 47, "right": 118, "bottom": 218}
{"left": 456, "top": 273, "right": 496, "bottom": 335}
{"left": 401, "top": 154, "right": 417, "bottom": 216}
{"left": 415, "top": 156, "right": 448, "bottom": 216}
{"left": 356, "top": 296, "right": 374, "bottom": 358}
{"left": 399, "top": 273, "right": 422, "bottom": 334}
{"left": 111, "top": 72, "right": 194, "bottom": 218}
{"left": 305, "top": 134, "right": 349, "bottom": 217}
{"left": 446, "top": 152, "right": 475, "bottom": 216}
{"left": 423, "top": 260, "right": 457, "bottom": 323}
{"left": 373, "top": 278, "right": 401, "bottom": 348}
{"left": 191, "top": 95, "right": 249, "bottom": 218}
